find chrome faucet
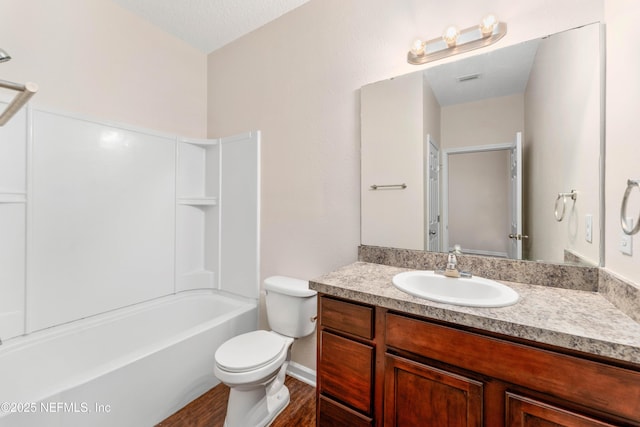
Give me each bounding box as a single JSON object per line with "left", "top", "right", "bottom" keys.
{"left": 440, "top": 249, "right": 472, "bottom": 278}
{"left": 444, "top": 252, "right": 460, "bottom": 277}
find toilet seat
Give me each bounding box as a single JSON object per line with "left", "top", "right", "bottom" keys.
{"left": 215, "top": 330, "right": 288, "bottom": 373}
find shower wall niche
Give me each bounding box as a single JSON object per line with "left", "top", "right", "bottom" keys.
{"left": 175, "top": 134, "right": 260, "bottom": 299}
{"left": 176, "top": 139, "right": 220, "bottom": 291}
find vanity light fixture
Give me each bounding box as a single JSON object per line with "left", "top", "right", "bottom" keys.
{"left": 442, "top": 26, "right": 460, "bottom": 48}
{"left": 408, "top": 14, "right": 507, "bottom": 65}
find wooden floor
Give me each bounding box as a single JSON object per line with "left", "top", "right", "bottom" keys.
{"left": 156, "top": 376, "right": 316, "bottom": 427}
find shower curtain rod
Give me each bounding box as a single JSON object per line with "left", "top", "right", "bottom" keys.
{"left": 0, "top": 79, "right": 38, "bottom": 126}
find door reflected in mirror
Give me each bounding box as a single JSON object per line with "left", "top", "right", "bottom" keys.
{"left": 361, "top": 23, "right": 603, "bottom": 266}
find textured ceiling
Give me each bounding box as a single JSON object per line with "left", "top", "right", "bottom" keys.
{"left": 111, "top": 0, "right": 310, "bottom": 53}
{"left": 424, "top": 38, "right": 541, "bottom": 107}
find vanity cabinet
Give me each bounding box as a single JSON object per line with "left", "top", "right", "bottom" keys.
{"left": 317, "top": 296, "right": 380, "bottom": 426}
{"left": 316, "top": 294, "right": 640, "bottom": 426}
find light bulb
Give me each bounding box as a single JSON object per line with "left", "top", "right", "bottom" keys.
{"left": 442, "top": 26, "right": 460, "bottom": 48}
{"left": 410, "top": 39, "right": 425, "bottom": 56}
{"left": 480, "top": 14, "right": 499, "bottom": 37}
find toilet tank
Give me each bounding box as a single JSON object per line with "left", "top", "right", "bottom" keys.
{"left": 264, "top": 276, "right": 317, "bottom": 338}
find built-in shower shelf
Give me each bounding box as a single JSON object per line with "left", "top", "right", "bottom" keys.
{"left": 177, "top": 197, "right": 218, "bottom": 206}
{"left": 179, "top": 137, "right": 219, "bottom": 147}
{"left": 0, "top": 193, "right": 26, "bottom": 203}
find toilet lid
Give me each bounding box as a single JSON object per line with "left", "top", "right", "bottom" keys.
{"left": 215, "top": 330, "right": 286, "bottom": 373}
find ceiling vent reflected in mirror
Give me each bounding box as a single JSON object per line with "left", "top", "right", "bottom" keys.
{"left": 457, "top": 73, "right": 482, "bottom": 82}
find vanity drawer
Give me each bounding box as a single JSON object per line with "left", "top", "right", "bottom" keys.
{"left": 506, "top": 393, "right": 618, "bottom": 427}
{"left": 320, "top": 296, "right": 373, "bottom": 339}
{"left": 318, "top": 395, "right": 373, "bottom": 427}
{"left": 319, "top": 331, "right": 374, "bottom": 415}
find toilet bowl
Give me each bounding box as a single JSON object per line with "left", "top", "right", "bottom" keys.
{"left": 213, "top": 276, "right": 317, "bottom": 427}
{"left": 215, "top": 330, "right": 294, "bottom": 387}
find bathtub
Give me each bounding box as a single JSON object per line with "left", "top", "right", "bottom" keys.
{"left": 0, "top": 290, "right": 257, "bottom": 427}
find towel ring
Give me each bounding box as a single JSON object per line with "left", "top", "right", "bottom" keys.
{"left": 554, "top": 190, "right": 577, "bottom": 222}
{"left": 620, "top": 179, "right": 640, "bottom": 235}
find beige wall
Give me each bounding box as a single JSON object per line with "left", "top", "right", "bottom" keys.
{"left": 0, "top": 0, "right": 207, "bottom": 137}
{"left": 605, "top": 0, "right": 640, "bottom": 283}
{"left": 423, "top": 77, "right": 442, "bottom": 151}
{"left": 442, "top": 94, "right": 525, "bottom": 150}
{"left": 524, "top": 24, "right": 601, "bottom": 264}
{"left": 207, "top": 0, "right": 604, "bottom": 370}
{"left": 361, "top": 72, "right": 424, "bottom": 250}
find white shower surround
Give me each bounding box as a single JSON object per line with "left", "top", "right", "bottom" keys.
{"left": 0, "top": 103, "right": 261, "bottom": 426}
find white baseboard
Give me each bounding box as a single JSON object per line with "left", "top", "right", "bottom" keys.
{"left": 286, "top": 361, "right": 316, "bottom": 387}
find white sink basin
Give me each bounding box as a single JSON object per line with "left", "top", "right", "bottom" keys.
{"left": 392, "top": 270, "right": 519, "bottom": 307}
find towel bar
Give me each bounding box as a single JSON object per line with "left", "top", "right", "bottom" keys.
{"left": 0, "top": 79, "right": 38, "bottom": 126}
{"left": 370, "top": 183, "right": 407, "bottom": 190}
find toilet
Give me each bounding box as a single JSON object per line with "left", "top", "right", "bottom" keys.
{"left": 214, "top": 276, "right": 317, "bottom": 427}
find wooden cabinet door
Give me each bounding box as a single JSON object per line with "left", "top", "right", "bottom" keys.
{"left": 318, "top": 331, "right": 374, "bottom": 415}
{"left": 506, "top": 393, "right": 619, "bottom": 427}
{"left": 384, "top": 354, "right": 483, "bottom": 427}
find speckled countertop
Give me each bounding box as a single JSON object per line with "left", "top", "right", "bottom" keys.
{"left": 310, "top": 262, "right": 640, "bottom": 366}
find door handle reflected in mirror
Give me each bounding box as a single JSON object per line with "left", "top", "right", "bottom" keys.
{"left": 509, "top": 234, "right": 529, "bottom": 240}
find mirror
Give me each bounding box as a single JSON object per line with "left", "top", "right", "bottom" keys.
{"left": 361, "top": 23, "right": 603, "bottom": 266}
